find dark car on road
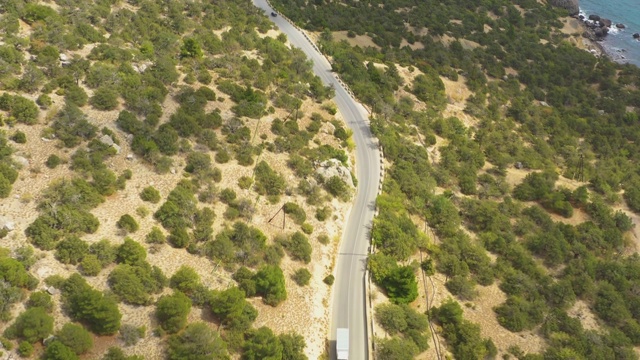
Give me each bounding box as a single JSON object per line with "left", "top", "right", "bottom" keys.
{"left": 271, "top": 12, "right": 277, "bottom": 17}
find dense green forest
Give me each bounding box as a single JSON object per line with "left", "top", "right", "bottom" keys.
{"left": 271, "top": 0, "right": 640, "bottom": 358}
{"left": 0, "top": 0, "right": 352, "bottom": 358}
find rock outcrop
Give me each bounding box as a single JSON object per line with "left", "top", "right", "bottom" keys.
{"left": 549, "top": 0, "right": 579, "bottom": 16}
{"left": 315, "top": 159, "right": 354, "bottom": 188}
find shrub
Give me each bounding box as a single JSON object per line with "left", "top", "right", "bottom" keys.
{"left": 41, "top": 341, "right": 78, "bottom": 360}
{"left": 238, "top": 176, "right": 253, "bottom": 189}
{"left": 80, "top": 255, "right": 102, "bottom": 276}
{"left": 167, "top": 323, "right": 229, "bottom": 360}
{"left": 146, "top": 227, "right": 166, "bottom": 244}
{"left": 26, "top": 291, "right": 53, "bottom": 312}
{"left": 116, "top": 214, "right": 139, "bottom": 233}
{"left": 6, "top": 307, "right": 54, "bottom": 343}
{"left": 119, "top": 324, "right": 145, "bottom": 346}
{"left": 116, "top": 238, "right": 146, "bottom": 265}
{"left": 46, "top": 154, "right": 62, "bottom": 169}
{"left": 283, "top": 202, "right": 306, "bottom": 225}
{"left": 108, "top": 263, "right": 166, "bottom": 305}
{"left": 292, "top": 268, "right": 311, "bottom": 286}
{"left": 18, "top": 341, "right": 33, "bottom": 357}
{"left": 11, "top": 131, "right": 26, "bottom": 144}
{"left": 37, "top": 94, "right": 52, "bottom": 109}
{"left": 323, "top": 274, "right": 335, "bottom": 285}
{"left": 324, "top": 176, "right": 350, "bottom": 200}
{"left": 254, "top": 161, "right": 285, "bottom": 197}
{"left": 55, "top": 236, "right": 88, "bottom": 265}
{"left": 89, "top": 239, "right": 116, "bottom": 266}
{"left": 301, "top": 223, "right": 314, "bottom": 234}
{"left": 57, "top": 323, "right": 93, "bottom": 355}
{"left": 140, "top": 186, "right": 161, "bottom": 203}
{"left": 280, "top": 232, "right": 312, "bottom": 264}
{"left": 170, "top": 266, "right": 201, "bottom": 295}
{"left": 168, "top": 227, "right": 190, "bottom": 248}
{"left": 156, "top": 291, "right": 192, "bottom": 333}
{"left": 254, "top": 265, "right": 287, "bottom": 306}
{"left": 90, "top": 87, "right": 119, "bottom": 111}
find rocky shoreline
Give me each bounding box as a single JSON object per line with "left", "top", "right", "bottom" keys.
{"left": 576, "top": 12, "right": 639, "bottom": 64}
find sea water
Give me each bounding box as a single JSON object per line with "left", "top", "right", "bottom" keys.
{"left": 579, "top": 0, "right": 640, "bottom": 67}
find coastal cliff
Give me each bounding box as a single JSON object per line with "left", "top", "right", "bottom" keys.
{"left": 549, "top": 0, "right": 580, "bottom": 15}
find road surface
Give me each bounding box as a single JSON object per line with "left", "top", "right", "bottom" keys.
{"left": 252, "top": 1, "right": 381, "bottom": 359}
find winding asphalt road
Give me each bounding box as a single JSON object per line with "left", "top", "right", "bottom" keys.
{"left": 252, "top": 1, "right": 381, "bottom": 359}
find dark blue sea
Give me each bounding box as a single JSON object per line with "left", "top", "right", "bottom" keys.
{"left": 579, "top": 0, "right": 640, "bottom": 67}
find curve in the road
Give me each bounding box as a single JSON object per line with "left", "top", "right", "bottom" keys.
{"left": 252, "top": 1, "right": 382, "bottom": 359}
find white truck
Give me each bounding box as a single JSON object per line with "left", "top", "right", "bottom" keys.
{"left": 336, "top": 328, "right": 349, "bottom": 360}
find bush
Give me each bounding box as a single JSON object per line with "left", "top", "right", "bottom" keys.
{"left": 27, "top": 291, "right": 53, "bottom": 312}
{"left": 55, "top": 236, "right": 88, "bottom": 265}
{"left": 37, "top": 94, "right": 52, "bottom": 109}
{"left": 80, "top": 254, "right": 102, "bottom": 276}
{"left": 301, "top": 223, "right": 314, "bottom": 234}
{"left": 283, "top": 202, "right": 306, "bottom": 225}
{"left": 292, "top": 268, "right": 311, "bottom": 286}
{"left": 146, "top": 227, "right": 166, "bottom": 244}
{"left": 119, "top": 324, "right": 145, "bottom": 347}
{"left": 170, "top": 266, "right": 201, "bottom": 295}
{"left": 156, "top": 291, "right": 192, "bottom": 333}
{"left": 46, "top": 154, "right": 62, "bottom": 169}
{"left": 90, "top": 87, "right": 119, "bottom": 111}
{"left": 238, "top": 176, "right": 253, "bottom": 189}
{"left": 57, "top": 323, "right": 93, "bottom": 355}
{"left": 279, "top": 232, "right": 312, "bottom": 264}
{"left": 6, "top": 307, "right": 54, "bottom": 343}
{"left": 116, "top": 238, "right": 146, "bottom": 265}
{"left": 323, "top": 274, "right": 335, "bottom": 285}
{"left": 42, "top": 341, "right": 79, "bottom": 360}
{"left": 11, "top": 131, "right": 26, "bottom": 144}
{"left": 254, "top": 161, "right": 286, "bottom": 197}
{"left": 116, "top": 214, "right": 139, "bottom": 233}
{"left": 324, "top": 176, "right": 350, "bottom": 200}
{"left": 140, "top": 186, "right": 161, "bottom": 203}
{"left": 254, "top": 265, "right": 287, "bottom": 306}
{"left": 108, "top": 263, "right": 166, "bottom": 305}
{"left": 89, "top": 239, "right": 116, "bottom": 266}
{"left": 18, "top": 341, "right": 33, "bottom": 357}
{"left": 167, "top": 323, "right": 229, "bottom": 360}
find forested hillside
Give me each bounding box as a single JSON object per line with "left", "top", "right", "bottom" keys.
{"left": 0, "top": 0, "right": 352, "bottom": 359}
{"left": 270, "top": 0, "right": 640, "bottom": 359}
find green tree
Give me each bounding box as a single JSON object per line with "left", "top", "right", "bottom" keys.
{"left": 167, "top": 322, "right": 229, "bottom": 360}
{"left": 102, "top": 347, "right": 144, "bottom": 360}
{"left": 254, "top": 265, "right": 287, "bottom": 306}
{"left": 27, "top": 291, "right": 53, "bottom": 312}
{"left": 80, "top": 254, "right": 102, "bottom": 276}
{"left": 170, "top": 266, "right": 201, "bottom": 295}
{"left": 7, "top": 307, "right": 54, "bottom": 343}
{"left": 375, "top": 337, "right": 419, "bottom": 360}
{"left": 242, "top": 327, "right": 283, "bottom": 360}
{"left": 281, "top": 232, "right": 312, "bottom": 264}
{"left": 90, "top": 87, "right": 119, "bottom": 111}
{"left": 62, "top": 274, "right": 121, "bottom": 335}
{"left": 383, "top": 266, "right": 418, "bottom": 304}
{"left": 116, "top": 238, "right": 147, "bottom": 265}
{"left": 279, "top": 333, "right": 308, "bottom": 360}
{"left": 156, "top": 291, "right": 192, "bottom": 333}
{"left": 180, "top": 38, "right": 203, "bottom": 59}
{"left": 42, "top": 341, "right": 79, "bottom": 360}
{"left": 292, "top": 268, "right": 311, "bottom": 286}
{"left": 116, "top": 214, "right": 139, "bottom": 233}
{"left": 57, "top": 323, "right": 94, "bottom": 354}
{"left": 55, "top": 236, "right": 88, "bottom": 265}
{"left": 89, "top": 239, "right": 116, "bottom": 266}
{"left": 140, "top": 186, "right": 161, "bottom": 203}
{"left": 210, "top": 286, "right": 257, "bottom": 331}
